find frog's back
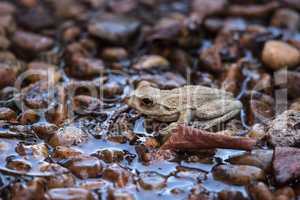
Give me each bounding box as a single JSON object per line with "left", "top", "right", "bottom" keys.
{"left": 159, "top": 85, "right": 234, "bottom": 109}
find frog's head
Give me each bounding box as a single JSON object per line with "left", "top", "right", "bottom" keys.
{"left": 125, "top": 81, "right": 179, "bottom": 122}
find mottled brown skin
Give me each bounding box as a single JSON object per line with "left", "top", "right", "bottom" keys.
{"left": 126, "top": 82, "right": 242, "bottom": 138}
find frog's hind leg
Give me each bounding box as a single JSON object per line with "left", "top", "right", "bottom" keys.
{"left": 193, "top": 100, "right": 242, "bottom": 130}
{"left": 195, "top": 99, "right": 242, "bottom": 120}
{"left": 192, "top": 109, "right": 240, "bottom": 130}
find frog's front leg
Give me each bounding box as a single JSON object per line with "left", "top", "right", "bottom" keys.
{"left": 160, "top": 110, "right": 193, "bottom": 141}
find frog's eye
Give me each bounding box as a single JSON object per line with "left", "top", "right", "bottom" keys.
{"left": 141, "top": 98, "right": 154, "bottom": 107}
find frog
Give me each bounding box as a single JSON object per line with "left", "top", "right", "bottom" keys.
{"left": 125, "top": 81, "right": 242, "bottom": 140}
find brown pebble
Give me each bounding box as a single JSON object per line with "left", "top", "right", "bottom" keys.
{"left": 32, "top": 122, "right": 58, "bottom": 141}
{"left": 13, "top": 30, "right": 54, "bottom": 52}
{"left": 102, "top": 47, "right": 128, "bottom": 61}
{"left": 213, "top": 164, "right": 265, "bottom": 185}
{"left": 19, "top": 109, "right": 40, "bottom": 125}
{"left": 0, "top": 60, "right": 21, "bottom": 89}
{"left": 63, "top": 155, "right": 104, "bottom": 179}
{"left": 6, "top": 157, "right": 32, "bottom": 172}
{"left": 271, "top": 8, "right": 300, "bottom": 31}
{"left": 247, "top": 182, "right": 273, "bottom": 200}
{"left": 0, "top": 107, "right": 16, "bottom": 121}
{"left": 48, "top": 125, "right": 88, "bottom": 147}
{"left": 108, "top": 189, "right": 135, "bottom": 200}
{"left": 46, "top": 173, "right": 76, "bottom": 189}
{"left": 0, "top": 15, "right": 16, "bottom": 34}
{"left": 138, "top": 172, "right": 166, "bottom": 190}
{"left": 262, "top": 40, "right": 300, "bottom": 70}
{"left": 0, "top": 35, "right": 10, "bottom": 49}
{"left": 0, "top": 2, "right": 16, "bottom": 15}
{"left": 52, "top": 146, "right": 83, "bottom": 160}
{"left": 88, "top": 15, "right": 140, "bottom": 44}
{"left": 133, "top": 55, "right": 169, "bottom": 70}
{"left": 93, "top": 148, "right": 124, "bottom": 163}
{"left": 68, "top": 56, "right": 105, "bottom": 79}
{"left": 103, "top": 164, "right": 132, "bottom": 187}
{"left": 11, "top": 178, "right": 46, "bottom": 200}
{"left": 227, "top": 149, "right": 273, "bottom": 172}
{"left": 274, "top": 187, "right": 295, "bottom": 200}
{"left": 45, "top": 188, "right": 96, "bottom": 200}
{"left": 63, "top": 26, "right": 81, "bottom": 42}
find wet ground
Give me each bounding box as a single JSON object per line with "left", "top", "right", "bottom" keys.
{"left": 1, "top": 0, "right": 300, "bottom": 200}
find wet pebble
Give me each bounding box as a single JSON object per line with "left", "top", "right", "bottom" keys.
{"left": 17, "top": 5, "right": 54, "bottom": 31}
{"left": 0, "top": 2, "right": 16, "bottom": 16}
{"left": 273, "top": 147, "right": 300, "bottom": 184}
{"left": 133, "top": 55, "right": 170, "bottom": 70}
{"left": 107, "top": 189, "right": 135, "bottom": 200}
{"left": 102, "top": 81, "right": 123, "bottom": 98}
{"left": 271, "top": 8, "right": 300, "bottom": 31}
{"left": 212, "top": 164, "right": 265, "bottom": 185}
{"left": 227, "top": 149, "right": 273, "bottom": 171}
{"left": 63, "top": 155, "right": 104, "bottom": 179}
{"left": 247, "top": 182, "right": 273, "bottom": 200}
{"left": 13, "top": 30, "right": 54, "bottom": 52}
{"left": 102, "top": 47, "right": 128, "bottom": 61}
{"left": 88, "top": 15, "right": 140, "bottom": 44}
{"left": 80, "top": 179, "right": 112, "bottom": 190}
{"left": 227, "top": 2, "right": 279, "bottom": 18}
{"left": 0, "top": 35, "right": 10, "bottom": 49}
{"left": 46, "top": 173, "right": 76, "bottom": 189}
{"left": 73, "top": 95, "right": 102, "bottom": 114}
{"left": 32, "top": 122, "right": 58, "bottom": 141}
{"left": 191, "top": 0, "right": 227, "bottom": 19}
{"left": 199, "top": 46, "right": 222, "bottom": 72}
{"left": 45, "top": 89, "right": 67, "bottom": 125}
{"left": 274, "top": 187, "right": 295, "bottom": 200}
{"left": 16, "top": 143, "right": 48, "bottom": 159}
{"left": 22, "top": 81, "right": 52, "bottom": 109}
{"left": 102, "top": 164, "right": 132, "bottom": 187}
{"left": 0, "top": 15, "right": 16, "bottom": 34}
{"left": 6, "top": 156, "right": 32, "bottom": 172}
{"left": 262, "top": 40, "right": 300, "bottom": 70}
{"left": 27, "top": 61, "right": 60, "bottom": 83}
{"left": 138, "top": 72, "right": 186, "bottom": 89}
{"left": 11, "top": 178, "right": 46, "bottom": 200}
{"left": 138, "top": 172, "right": 166, "bottom": 190}
{"left": 48, "top": 125, "right": 89, "bottom": 147}
{"left": 175, "top": 167, "right": 207, "bottom": 182}
{"left": 0, "top": 59, "right": 23, "bottom": 89}
{"left": 68, "top": 56, "right": 105, "bottom": 79}
{"left": 188, "top": 184, "right": 215, "bottom": 200}
{"left": 18, "top": 109, "right": 40, "bottom": 125}
{"left": 45, "top": 188, "right": 97, "bottom": 200}
{"left": 0, "top": 107, "right": 16, "bottom": 121}
{"left": 266, "top": 110, "right": 300, "bottom": 147}
{"left": 93, "top": 148, "right": 124, "bottom": 163}
{"left": 52, "top": 146, "right": 82, "bottom": 160}
{"left": 62, "top": 26, "right": 81, "bottom": 42}
{"left": 218, "top": 190, "right": 247, "bottom": 200}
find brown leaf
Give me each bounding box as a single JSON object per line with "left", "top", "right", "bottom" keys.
{"left": 161, "top": 124, "right": 257, "bottom": 151}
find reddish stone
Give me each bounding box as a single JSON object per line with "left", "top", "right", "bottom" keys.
{"left": 273, "top": 147, "right": 300, "bottom": 185}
